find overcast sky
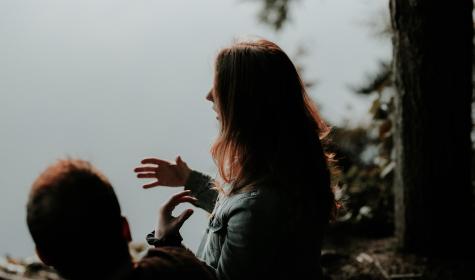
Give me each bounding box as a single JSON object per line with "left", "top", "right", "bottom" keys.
{"left": 0, "top": 0, "right": 390, "bottom": 257}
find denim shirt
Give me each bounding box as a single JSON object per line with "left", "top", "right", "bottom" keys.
{"left": 184, "top": 171, "right": 324, "bottom": 280}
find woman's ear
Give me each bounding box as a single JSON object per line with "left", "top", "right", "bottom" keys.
{"left": 121, "top": 216, "right": 132, "bottom": 242}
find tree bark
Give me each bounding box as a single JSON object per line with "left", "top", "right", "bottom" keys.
{"left": 390, "top": 0, "right": 475, "bottom": 257}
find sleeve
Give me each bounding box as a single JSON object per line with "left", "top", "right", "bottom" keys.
{"left": 146, "top": 232, "right": 219, "bottom": 279}
{"left": 184, "top": 170, "right": 219, "bottom": 213}
{"left": 138, "top": 247, "right": 218, "bottom": 280}
{"left": 214, "top": 198, "right": 264, "bottom": 280}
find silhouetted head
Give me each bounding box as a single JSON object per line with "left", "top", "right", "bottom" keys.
{"left": 207, "top": 39, "right": 336, "bottom": 221}
{"left": 26, "top": 159, "right": 132, "bottom": 279}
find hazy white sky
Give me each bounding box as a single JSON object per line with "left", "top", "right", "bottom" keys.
{"left": 0, "top": 0, "right": 390, "bottom": 257}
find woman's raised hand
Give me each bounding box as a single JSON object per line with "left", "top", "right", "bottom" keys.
{"left": 155, "top": 190, "right": 197, "bottom": 239}
{"left": 134, "top": 156, "right": 192, "bottom": 189}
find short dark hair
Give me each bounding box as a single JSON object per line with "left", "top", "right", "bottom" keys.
{"left": 26, "top": 159, "right": 130, "bottom": 278}
{"left": 132, "top": 247, "right": 216, "bottom": 280}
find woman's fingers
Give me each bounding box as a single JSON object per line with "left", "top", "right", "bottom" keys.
{"left": 170, "top": 190, "right": 192, "bottom": 201}
{"left": 169, "top": 195, "right": 198, "bottom": 208}
{"left": 175, "top": 209, "right": 194, "bottom": 228}
{"left": 143, "top": 181, "right": 161, "bottom": 189}
{"left": 137, "top": 173, "right": 156, "bottom": 179}
{"left": 141, "top": 158, "right": 170, "bottom": 165}
{"left": 161, "top": 196, "right": 197, "bottom": 216}
{"left": 163, "top": 190, "right": 190, "bottom": 208}
{"left": 134, "top": 167, "right": 158, "bottom": 173}
{"left": 175, "top": 196, "right": 198, "bottom": 206}
{"left": 162, "top": 191, "right": 197, "bottom": 212}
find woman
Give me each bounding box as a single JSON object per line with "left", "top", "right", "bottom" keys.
{"left": 134, "top": 39, "right": 337, "bottom": 280}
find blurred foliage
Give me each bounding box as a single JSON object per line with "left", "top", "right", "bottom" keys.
{"left": 252, "top": 0, "right": 293, "bottom": 31}
{"left": 330, "top": 61, "right": 395, "bottom": 238}
{"left": 292, "top": 45, "right": 316, "bottom": 88}
{"left": 331, "top": 8, "right": 395, "bottom": 238}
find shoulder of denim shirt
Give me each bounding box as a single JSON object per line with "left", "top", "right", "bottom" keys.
{"left": 226, "top": 187, "right": 264, "bottom": 211}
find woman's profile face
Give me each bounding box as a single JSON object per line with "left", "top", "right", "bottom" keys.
{"left": 206, "top": 89, "right": 219, "bottom": 120}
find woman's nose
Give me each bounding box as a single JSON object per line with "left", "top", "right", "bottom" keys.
{"left": 206, "top": 90, "right": 214, "bottom": 102}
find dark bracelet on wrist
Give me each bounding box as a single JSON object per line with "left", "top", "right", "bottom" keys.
{"left": 146, "top": 231, "right": 183, "bottom": 247}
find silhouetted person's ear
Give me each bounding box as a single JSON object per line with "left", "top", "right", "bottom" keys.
{"left": 121, "top": 216, "right": 132, "bottom": 242}
{"left": 36, "top": 247, "right": 54, "bottom": 266}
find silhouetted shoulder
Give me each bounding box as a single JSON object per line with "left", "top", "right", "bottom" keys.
{"left": 133, "top": 247, "right": 216, "bottom": 280}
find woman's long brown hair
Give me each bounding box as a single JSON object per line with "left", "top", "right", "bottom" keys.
{"left": 211, "top": 39, "right": 337, "bottom": 222}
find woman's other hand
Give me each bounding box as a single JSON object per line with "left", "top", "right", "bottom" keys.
{"left": 134, "top": 156, "right": 192, "bottom": 189}
{"left": 155, "top": 190, "right": 197, "bottom": 239}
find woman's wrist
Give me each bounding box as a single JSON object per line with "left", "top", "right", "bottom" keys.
{"left": 182, "top": 168, "right": 192, "bottom": 186}
{"left": 147, "top": 230, "right": 183, "bottom": 247}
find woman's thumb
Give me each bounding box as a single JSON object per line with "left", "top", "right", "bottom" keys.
{"left": 176, "top": 209, "right": 194, "bottom": 228}
{"left": 176, "top": 155, "right": 188, "bottom": 167}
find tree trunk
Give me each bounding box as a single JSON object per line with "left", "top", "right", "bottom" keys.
{"left": 390, "top": 0, "right": 475, "bottom": 257}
